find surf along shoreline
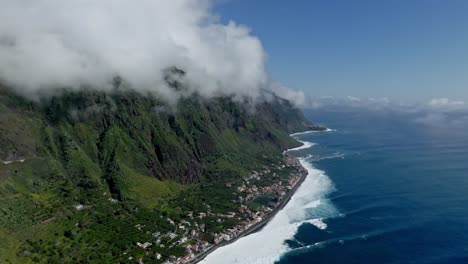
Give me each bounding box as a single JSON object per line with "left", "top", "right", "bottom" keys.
{"left": 191, "top": 130, "right": 323, "bottom": 263}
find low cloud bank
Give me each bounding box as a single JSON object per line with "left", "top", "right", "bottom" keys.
{"left": 0, "top": 0, "right": 299, "bottom": 103}
{"left": 305, "top": 96, "right": 396, "bottom": 111}
{"left": 305, "top": 96, "right": 467, "bottom": 111}
{"left": 304, "top": 96, "right": 468, "bottom": 127}
{"left": 427, "top": 98, "right": 465, "bottom": 111}
{"left": 414, "top": 99, "right": 468, "bottom": 127}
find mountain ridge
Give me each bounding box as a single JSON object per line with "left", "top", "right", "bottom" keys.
{"left": 0, "top": 84, "right": 323, "bottom": 263}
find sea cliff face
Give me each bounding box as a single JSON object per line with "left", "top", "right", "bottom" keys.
{"left": 0, "top": 85, "right": 321, "bottom": 263}
{"left": 0, "top": 86, "right": 317, "bottom": 183}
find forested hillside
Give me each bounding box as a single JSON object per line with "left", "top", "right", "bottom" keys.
{"left": 0, "top": 85, "right": 322, "bottom": 263}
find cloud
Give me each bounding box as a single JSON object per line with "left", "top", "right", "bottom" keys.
{"left": 427, "top": 98, "right": 465, "bottom": 111}
{"left": 346, "top": 96, "right": 361, "bottom": 102}
{"left": 269, "top": 83, "right": 306, "bottom": 106}
{"left": 304, "top": 96, "right": 468, "bottom": 111}
{"left": 414, "top": 98, "right": 468, "bottom": 126}
{"left": 414, "top": 111, "right": 468, "bottom": 127}
{"left": 304, "top": 96, "right": 395, "bottom": 111}
{"left": 0, "top": 0, "right": 273, "bottom": 102}
{"left": 304, "top": 95, "right": 468, "bottom": 128}
{"left": 429, "top": 98, "right": 464, "bottom": 107}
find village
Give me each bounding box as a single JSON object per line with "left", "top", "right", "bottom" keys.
{"left": 128, "top": 155, "right": 307, "bottom": 264}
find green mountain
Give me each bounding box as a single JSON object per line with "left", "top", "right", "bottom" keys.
{"left": 0, "top": 84, "right": 322, "bottom": 263}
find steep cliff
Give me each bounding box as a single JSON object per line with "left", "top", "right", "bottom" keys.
{"left": 0, "top": 85, "right": 321, "bottom": 263}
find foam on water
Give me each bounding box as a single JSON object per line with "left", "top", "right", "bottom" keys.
{"left": 306, "top": 218, "right": 328, "bottom": 230}
{"left": 202, "top": 136, "right": 338, "bottom": 264}
{"left": 307, "top": 152, "right": 345, "bottom": 162}
{"left": 283, "top": 140, "right": 316, "bottom": 155}
{"left": 302, "top": 199, "right": 322, "bottom": 209}
{"left": 284, "top": 222, "right": 417, "bottom": 258}
{"left": 290, "top": 128, "right": 335, "bottom": 137}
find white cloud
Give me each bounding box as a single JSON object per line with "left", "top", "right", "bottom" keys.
{"left": 0, "top": 0, "right": 272, "bottom": 101}
{"left": 304, "top": 96, "right": 397, "bottom": 110}
{"left": 305, "top": 96, "right": 468, "bottom": 112}
{"left": 303, "top": 95, "right": 468, "bottom": 128}
{"left": 269, "top": 83, "right": 305, "bottom": 106}
{"left": 428, "top": 98, "right": 465, "bottom": 108}
{"left": 346, "top": 96, "right": 361, "bottom": 102}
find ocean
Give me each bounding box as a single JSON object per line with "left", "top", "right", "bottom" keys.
{"left": 203, "top": 108, "right": 468, "bottom": 264}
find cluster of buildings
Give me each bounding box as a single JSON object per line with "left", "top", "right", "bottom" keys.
{"left": 129, "top": 155, "right": 306, "bottom": 264}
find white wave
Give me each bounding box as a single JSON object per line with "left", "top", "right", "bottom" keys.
{"left": 290, "top": 128, "right": 335, "bottom": 137}
{"left": 286, "top": 141, "right": 316, "bottom": 153}
{"left": 307, "top": 152, "right": 345, "bottom": 162}
{"left": 306, "top": 218, "right": 327, "bottom": 230}
{"left": 202, "top": 159, "right": 337, "bottom": 264}
{"left": 283, "top": 138, "right": 318, "bottom": 155}
{"left": 302, "top": 199, "right": 321, "bottom": 209}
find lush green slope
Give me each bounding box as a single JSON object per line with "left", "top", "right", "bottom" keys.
{"left": 0, "top": 85, "right": 321, "bottom": 263}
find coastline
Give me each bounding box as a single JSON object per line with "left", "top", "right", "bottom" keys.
{"left": 192, "top": 130, "right": 317, "bottom": 263}
{"left": 290, "top": 128, "right": 334, "bottom": 137}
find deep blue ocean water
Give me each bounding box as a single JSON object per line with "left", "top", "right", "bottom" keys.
{"left": 279, "top": 109, "right": 468, "bottom": 264}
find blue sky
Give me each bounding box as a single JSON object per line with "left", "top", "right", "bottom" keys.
{"left": 215, "top": 0, "right": 468, "bottom": 101}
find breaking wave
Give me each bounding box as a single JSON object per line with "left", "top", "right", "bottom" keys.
{"left": 202, "top": 133, "right": 339, "bottom": 264}
{"left": 290, "top": 128, "right": 336, "bottom": 137}
{"left": 305, "top": 152, "right": 345, "bottom": 162}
